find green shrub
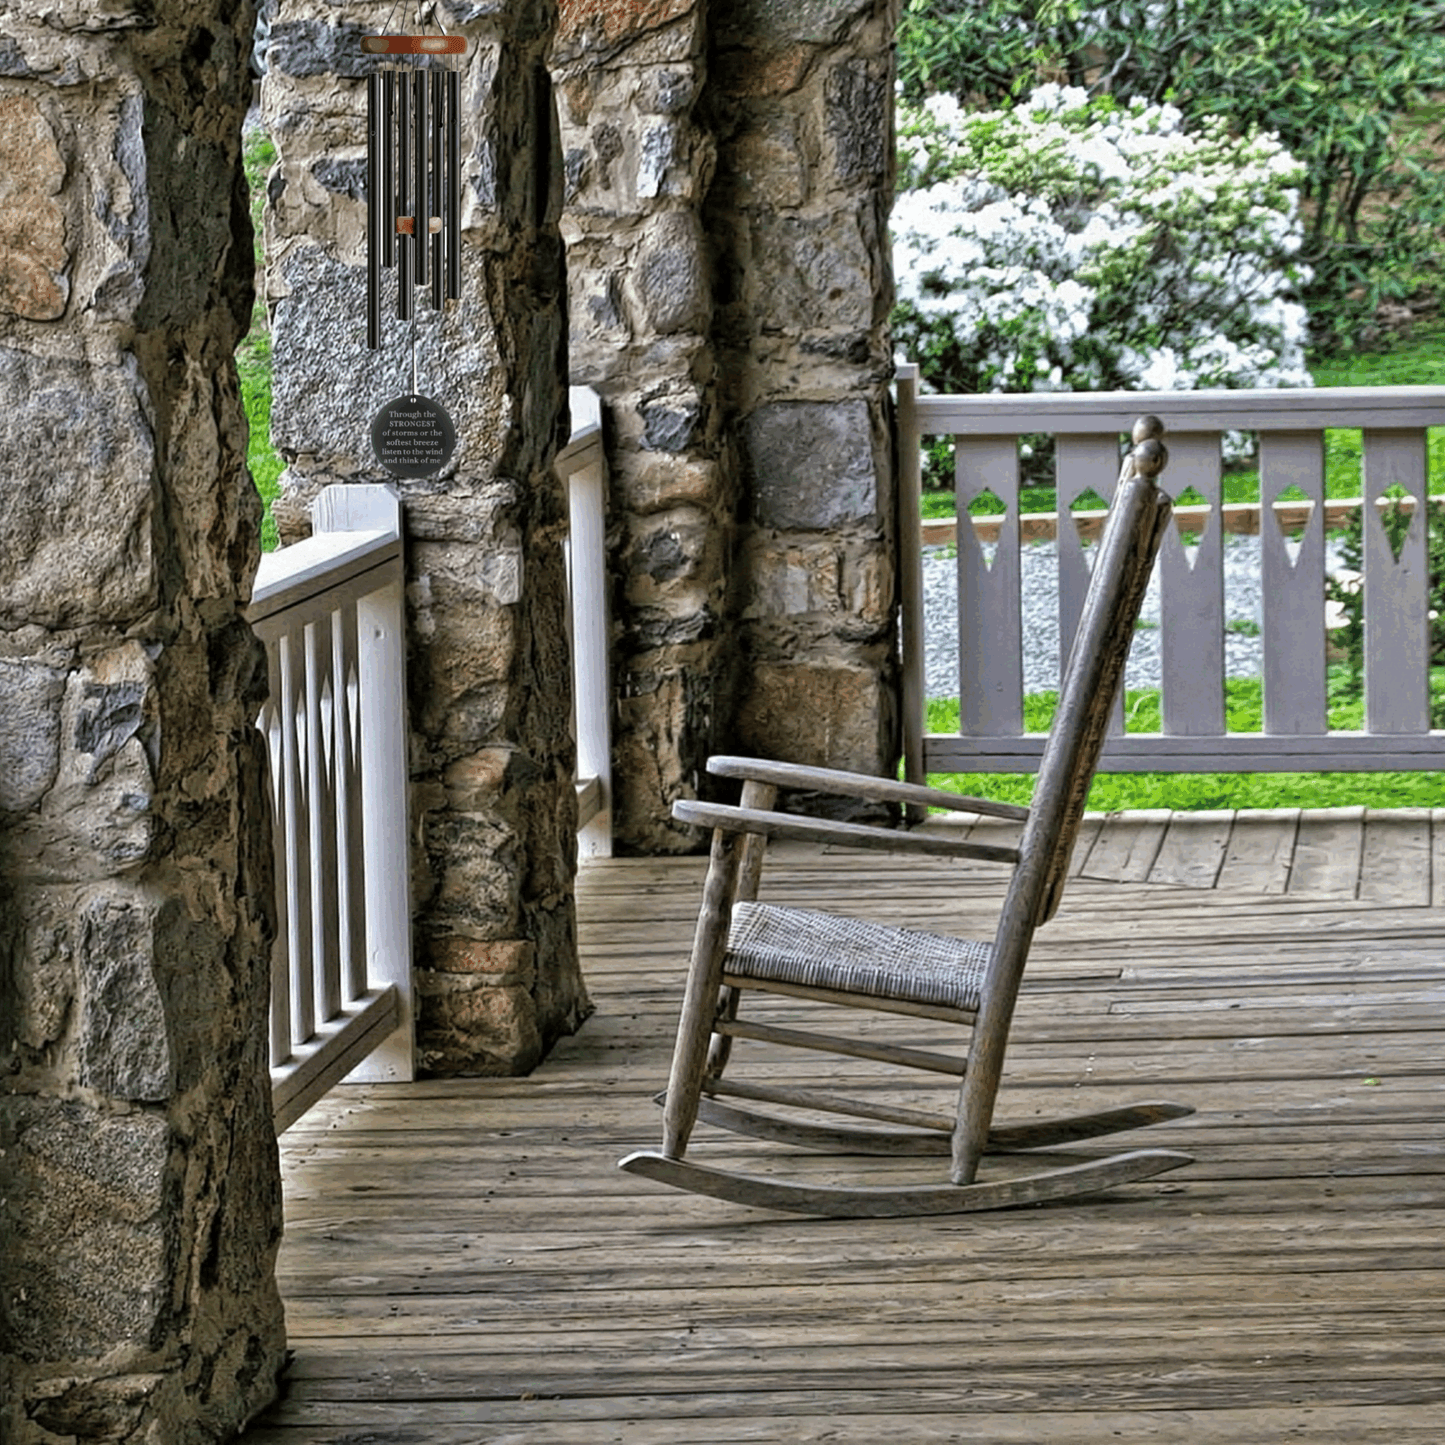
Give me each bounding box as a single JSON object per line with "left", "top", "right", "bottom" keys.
{"left": 894, "top": 87, "right": 1311, "bottom": 399}
{"left": 897, "top": 0, "right": 1445, "bottom": 351}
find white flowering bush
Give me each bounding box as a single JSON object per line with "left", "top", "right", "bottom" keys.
{"left": 893, "top": 86, "right": 1314, "bottom": 403}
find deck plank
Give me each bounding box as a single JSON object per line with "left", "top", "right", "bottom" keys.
{"left": 1148, "top": 809, "right": 1234, "bottom": 889}
{"left": 249, "top": 814, "right": 1445, "bottom": 1443}
{"left": 1076, "top": 808, "right": 1171, "bottom": 882}
{"left": 1359, "top": 808, "right": 1433, "bottom": 906}
{"left": 1214, "top": 807, "right": 1299, "bottom": 895}
{"left": 1289, "top": 806, "right": 1367, "bottom": 897}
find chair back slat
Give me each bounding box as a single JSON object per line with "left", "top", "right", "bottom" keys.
{"left": 1000, "top": 425, "right": 1172, "bottom": 936}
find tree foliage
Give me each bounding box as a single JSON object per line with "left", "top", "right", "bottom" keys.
{"left": 893, "top": 88, "right": 1311, "bottom": 398}
{"left": 897, "top": 0, "right": 1445, "bottom": 348}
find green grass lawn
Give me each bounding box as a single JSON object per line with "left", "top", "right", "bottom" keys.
{"left": 924, "top": 672, "right": 1445, "bottom": 812}
{"left": 238, "top": 324, "right": 281, "bottom": 552}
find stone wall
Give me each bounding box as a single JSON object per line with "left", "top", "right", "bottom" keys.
{"left": 556, "top": 0, "right": 900, "bottom": 850}
{"left": 552, "top": 0, "right": 728, "bottom": 853}
{"left": 709, "top": 0, "right": 899, "bottom": 799}
{"left": 262, "top": 0, "right": 591, "bottom": 1074}
{"left": 0, "top": 2, "right": 287, "bottom": 1439}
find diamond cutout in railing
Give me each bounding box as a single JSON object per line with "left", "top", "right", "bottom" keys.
{"left": 1268, "top": 484, "right": 1313, "bottom": 568}
{"left": 293, "top": 694, "right": 308, "bottom": 802}
{"left": 263, "top": 704, "right": 284, "bottom": 815}
{"left": 346, "top": 665, "right": 361, "bottom": 762}
{"left": 967, "top": 488, "right": 1006, "bottom": 570}
{"left": 1169, "top": 484, "right": 1213, "bottom": 571}
{"left": 1375, "top": 482, "right": 1417, "bottom": 565}
{"left": 319, "top": 675, "right": 336, "bottom": 775}
{"left": 1068, "top": 487, "right": 1111, "bottom": 555}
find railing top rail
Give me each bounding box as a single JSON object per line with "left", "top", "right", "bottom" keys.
{"left": 247, "top": 529, "right": 401, "bottom": 627}
{"left": 911, "top": 384, "right": 1445, "bottom": 435}
{"left": 557, "top": 386, "right": 603, "bottom": 476}
{"left": 555, "top": 425, "right": 602, "bottom": 476}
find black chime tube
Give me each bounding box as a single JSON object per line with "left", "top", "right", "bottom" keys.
{"left": 381, "top": 69, "right": 395, "bottom": 269}
{"left": 396, "top": 68, "right": 413, "bottom": 320}
{"left": 445, "top": 68, "right": 460, "bottom": 301}
{"left": 430, "top": 68, "right": 444, "bottom": 310}
{"left": 413, "top": 68, "right": 429, "bottom": 291}
{"left": 366, "top": 72, "right": 381, "bottom": 350}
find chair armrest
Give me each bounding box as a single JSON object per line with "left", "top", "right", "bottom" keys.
{"left": 706, "top": 755, "right": 1030, "bottom": 823}
{"left": 672, "top": 799, "right": 1021, "bottom": 865}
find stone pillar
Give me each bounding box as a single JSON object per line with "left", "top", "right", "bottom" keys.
{"left": 554, "top": 0, "right": 901, "bottom": 849}
{"left": 553, "top": 0, "right": 728, "bottom": 853}
{"left": 0, "top": 3, "right": 287, "bottom": 1441}
{"left": 262, "top": 0, "right": 590, "bottom": 1073}
{"left": 709, "top": 0, "right": 900, "bottom": 804}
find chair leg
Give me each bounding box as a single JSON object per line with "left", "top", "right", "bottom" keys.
{"left": 952, "top": 926, "right": 1033, "bottom": 1184}
{"left": 690, "top": 781, "right": 772, "bottom": 1123}
{"left": 951, "top": 1057, "right": 996, "bottom": 1185}
{"left": 703, "top": 985, "right": 741, "bottom": 1077}
{"left": 660, "top": 828, "right": 744, "bottom": 1158}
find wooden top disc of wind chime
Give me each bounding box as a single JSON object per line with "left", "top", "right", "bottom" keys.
{"left": 361, "top": 34, "right": 466, "bottom": 53}
{"left": 364, "top": 27, "right": 465, "bottom": 478}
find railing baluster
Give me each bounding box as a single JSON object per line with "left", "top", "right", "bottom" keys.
{"left": 1158, "top": 432, "right": 1225, "bottom": 738}
{"left": 279, "top": 631, "right": 315, "bottom": 1047}
{"left": 1260, "top": 431, "right": 1327, "bottom": 736}
{"left": 1055, "top": 433, "right": 1125, "bottom": 735}
{"left": 260, "top": 661, "right": 291, "bottom": 1069}
{"left": 354, "top": 571, "right": 415, "bottom": 1082}
{"left": 1363, "top": 429, "right": 1430, "bottom": 735}
{"left": 305, "top": 614, "right": 342, "bottom": 1025}
{"left": 955, "top": 435, "right": 1022, "bottom": 737}
{"left": 334, "top": 601, "right": 369, "bottom": 1003}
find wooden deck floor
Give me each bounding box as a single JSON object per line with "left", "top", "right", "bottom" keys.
{"left": 245, "top": 810, "right": 1445, "bottom": 1443}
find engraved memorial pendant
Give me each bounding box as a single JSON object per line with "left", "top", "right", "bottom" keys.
{"left": 370, "top": 394, "right": 458, "bottom": 480}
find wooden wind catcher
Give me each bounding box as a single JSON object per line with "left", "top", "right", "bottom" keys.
{"left": 364, "top": 32, "right": 466, "bottom": 350}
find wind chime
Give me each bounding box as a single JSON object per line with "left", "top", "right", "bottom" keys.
{"left": 362, "top": 10, "right": 464, "bottom": 479}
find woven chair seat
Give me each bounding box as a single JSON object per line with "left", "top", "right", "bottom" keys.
{"left": 726, "top": 901, "right": 990, "bottom": 1013}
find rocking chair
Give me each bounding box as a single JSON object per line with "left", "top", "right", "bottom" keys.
{"left": 620, "top": 417, "right": 1191, "bottom": 1216}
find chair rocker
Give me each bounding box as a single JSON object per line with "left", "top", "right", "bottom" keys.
{"left": 620, "top": 417, "right": 1192, "bottom": 1216}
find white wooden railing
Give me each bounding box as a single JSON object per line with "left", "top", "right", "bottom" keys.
{"left": 248, "top": 402, "right": 612, "bottom": 1127}
{"left": 896, "top": 364, "right": 1445, "bottom": 785}
{"left": 247, "top": 485, "right": 414, "bottom": 1131}
{"left": 559, "top": 386, "right": 613, "bottom": 858}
